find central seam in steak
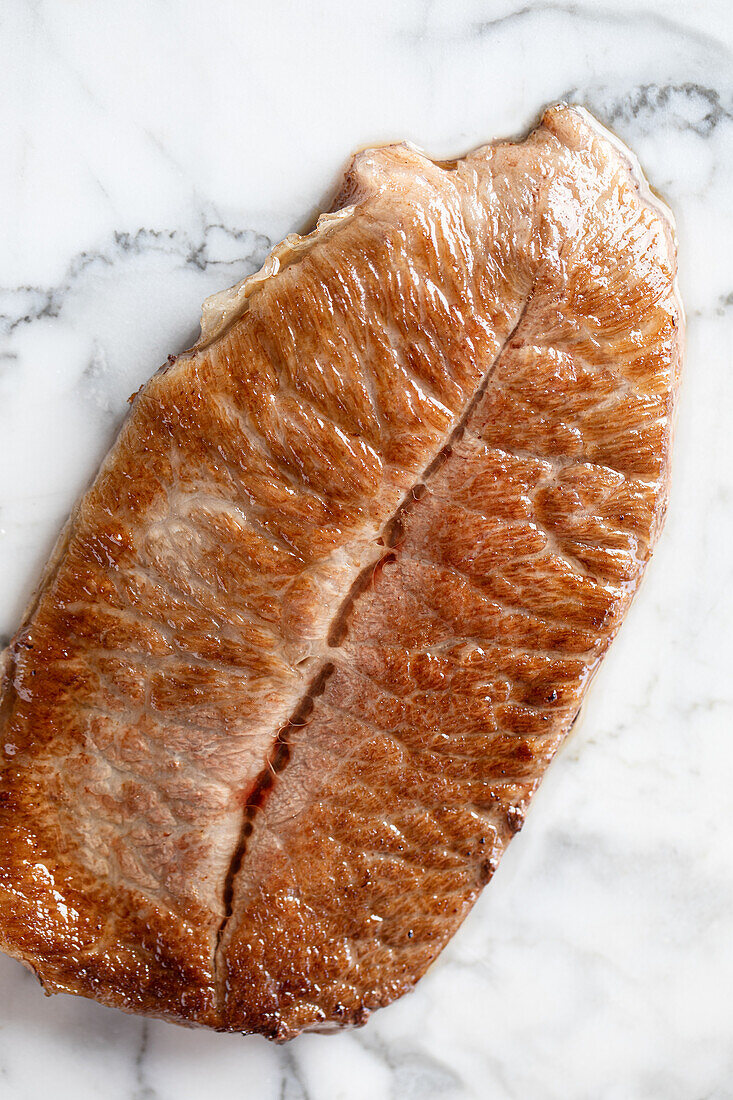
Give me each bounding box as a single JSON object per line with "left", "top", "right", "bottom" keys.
{"left": 0, "top": 104, "right": 682, "bottom": 1039}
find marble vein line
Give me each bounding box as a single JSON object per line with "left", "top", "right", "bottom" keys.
{"left": 406, "top": 0, "right": 733, "bottom": 61}
{"left": 0, "top": 223, "right": 272, "bottom": 336}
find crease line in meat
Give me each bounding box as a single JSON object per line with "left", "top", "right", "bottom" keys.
{"left": 211, "top": 292, "right": 534, "bottom": 995}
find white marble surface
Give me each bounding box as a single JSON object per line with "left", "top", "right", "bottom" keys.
{"left": 1, "top": 1, "right": 732, "bottom": 1097}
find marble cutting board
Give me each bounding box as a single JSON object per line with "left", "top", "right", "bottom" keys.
{"left": 1, "top": 2, "right": 732, "bottom": 1097}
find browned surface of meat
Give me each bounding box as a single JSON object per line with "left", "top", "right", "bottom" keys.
{"left": 0, "top": 105, "right": 682, "bottom": 1038}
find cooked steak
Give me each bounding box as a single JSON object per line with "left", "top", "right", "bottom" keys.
{"left": 0, "top": 105, "right": 682, "bottom": 1038}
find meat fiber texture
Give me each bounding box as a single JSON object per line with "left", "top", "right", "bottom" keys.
{"left": 0, "top": 105, "right": 682, "bottom": 1039}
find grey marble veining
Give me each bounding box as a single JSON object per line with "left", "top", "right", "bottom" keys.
{"left": 1, "top": 1, "right": 732, "bottom": 1097}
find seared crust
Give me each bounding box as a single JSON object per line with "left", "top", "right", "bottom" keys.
{"left": 0, "top": 105, "right": 682, "bottom": 1035}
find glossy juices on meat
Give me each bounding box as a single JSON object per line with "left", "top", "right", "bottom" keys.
{"left": 0, "top": 105, "right": 681, "bottom": 1035}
